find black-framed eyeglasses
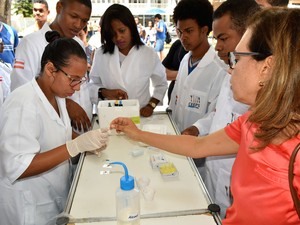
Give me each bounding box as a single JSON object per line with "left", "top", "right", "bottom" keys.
{"left": 57, "top": 68, "right": 87, "bottom": 87}
{"left": 228, "top": 51, "right": 264, "bottom": 69}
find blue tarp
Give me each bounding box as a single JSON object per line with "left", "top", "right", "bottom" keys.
{"left": 145, "top": 8, "right": 166, "bottom": 15}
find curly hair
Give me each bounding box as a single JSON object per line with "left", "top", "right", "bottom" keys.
{"left": 173, "top": 0, "right": 213, "bottom": 35}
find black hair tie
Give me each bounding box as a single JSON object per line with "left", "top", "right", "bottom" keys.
{"left": 45, "top": 31, "right": 61, "bottom": 43}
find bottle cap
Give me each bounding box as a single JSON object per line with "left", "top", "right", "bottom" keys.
{"left": 110, "top": 161, "right": 135, "bottom": 191}
{"left": 120, "top": 175, "right": 134, "bottom": 190}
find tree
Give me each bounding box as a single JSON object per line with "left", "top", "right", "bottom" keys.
{"left": 13, "top": 0, "right": 33, "bottom": 18}
{"left": 0, "top": 0, "right": 11, "bottom": 24}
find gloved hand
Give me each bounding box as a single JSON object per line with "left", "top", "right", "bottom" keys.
{"left": 66, "top": 128, "right": 109, "bottom": 157}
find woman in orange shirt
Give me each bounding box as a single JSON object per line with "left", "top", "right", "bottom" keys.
{"left": 111, "top": 8, "right": 300, "bottom": 225}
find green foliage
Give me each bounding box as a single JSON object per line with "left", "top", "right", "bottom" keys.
{"left": 13, "top": 0, "right": 33, "bottom": 17}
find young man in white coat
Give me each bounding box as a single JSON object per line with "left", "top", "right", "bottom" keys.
{"left": 169, "top": 0, "right": 226, "bottom": 133}
{"left": 181, "top": 0, "right": 260, "bottom": 218}
{"left": 10, "top": 0, "right": 92, "bottom": 132}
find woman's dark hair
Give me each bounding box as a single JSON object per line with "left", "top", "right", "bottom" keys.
{"left": 40, "top": 31, "right": 87, "bottom": 72}
{"left": 148, "top": 20, "right": 154, "bottom": 27}
{"left": 100, "top": 4, "right": 144, "bottom": 54}
{"left": 173, "top": 0, "right": 213, "bottom": 35}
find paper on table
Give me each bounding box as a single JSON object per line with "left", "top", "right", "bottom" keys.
{"left": 139, "top": 124, "right": 167, "bottom": 146}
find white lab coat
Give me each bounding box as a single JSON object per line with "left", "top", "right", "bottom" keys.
{"left": 89, "top": 45, "right": 168, "bottom": 107}
{"left": 0, "top": 81, "right": 3, "bottom": 107}
{"left": 10, "top": 23, "right": 92, "bottom": 120}
{"left": 198, "top": 74, "right": 249, "bottom": 218}
{"left": 169, "top": 46, "right": 226, "bottom": 132}
{"left": 0, "top": 79, "right": 72, "bottom": 225}
{"left": 0, "top": 60, "right": 12, "bottom": 102}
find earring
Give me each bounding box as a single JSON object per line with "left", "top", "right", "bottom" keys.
{"left": 259, "top": 81, "right": 264, "bottom": 87}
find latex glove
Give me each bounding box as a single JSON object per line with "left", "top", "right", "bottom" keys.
{"left": 66, "top": 128, "right": 109, "bottom": 157}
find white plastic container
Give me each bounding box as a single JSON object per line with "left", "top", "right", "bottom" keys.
{"left": 97, "top": 99, "right": 140, "bottom": 129}
{"left": 111, "top": 162, "right": 140, "bottom": 225}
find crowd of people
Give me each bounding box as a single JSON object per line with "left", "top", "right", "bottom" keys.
{"left": 134, "top": 14, "right": 169, "bottom": 60}
{"left": 0, "top": 0, "right": 299, "bottom": 224}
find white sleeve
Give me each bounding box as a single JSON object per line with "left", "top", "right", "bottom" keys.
{"left": 150, "top": 51, "right": 168, "bottom": 103}
{"left": 194, "top": 67, "right": 227, "bottom": 136}
{"left": 0, "top": 101, "right": 39, "bottom": 183}
{"left": 0, "top": 84, "right": 3, "bottom": 107}
{"left": 89, "top": 48, "right": 103, "bottom": 103}
{"left": 0, "top": 62, "right": 12, "bottom": 100}
{"left": 10, "top": 38, "right": 40, "bottom": 91}
{"left": 193, "top": 111, "right": 215, "bottom": 136}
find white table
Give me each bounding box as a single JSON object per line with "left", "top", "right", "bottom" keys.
{"left": 63, "top": 112, "right": 221, "bottom": 225}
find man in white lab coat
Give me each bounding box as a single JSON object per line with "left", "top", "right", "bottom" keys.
{"left": 181, "top": 0, "right": 260, "bottom": 218}
{"left": 169, "top": 0, "right": 226, "bottom": 132}
{"left": 11, "top": 0, "right": 93, "bottom": 132}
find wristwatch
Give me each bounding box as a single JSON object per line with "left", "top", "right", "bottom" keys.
{"left": 148, "top": 101, "right": 157, "bottom": 108}
{"left": 98, "top": 88, "right": 104, "bottom": 100}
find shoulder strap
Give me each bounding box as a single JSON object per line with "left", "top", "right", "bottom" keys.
{"left": 289, "top": 142, "right": 300, "bottom": 219}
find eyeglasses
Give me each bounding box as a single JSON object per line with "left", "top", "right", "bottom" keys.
{"left": 228, "top": 51, "right": 264, "bottom": 69}
{"left": 58, "top": 68, "right": 87, "bottom": 87}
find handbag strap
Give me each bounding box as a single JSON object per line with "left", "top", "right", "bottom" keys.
{"left": 289, "top": 142, "right": 300, "bottom": 219}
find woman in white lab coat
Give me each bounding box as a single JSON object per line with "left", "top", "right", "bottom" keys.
{"left": 89, "top": 4, "right": 168, "bottom": 117}
{"left": 0, "top": 33, "right": 109, "bottom": 225}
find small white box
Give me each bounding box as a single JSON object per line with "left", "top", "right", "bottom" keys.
{"left": 97, "top": 99, "right": 140, "bottom": 129}
{"left": 150, "top": 153, "right": 168, "bottom": 169}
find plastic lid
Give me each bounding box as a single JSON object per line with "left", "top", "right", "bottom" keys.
{"left": 109, "top": 161, "right": 135, "bottom": 191}
{"left": 120, "top": 175, "right": 135, "bottom": 190}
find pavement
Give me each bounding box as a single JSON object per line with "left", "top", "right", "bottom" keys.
{"left": 151, "top": 40, "right": 175, "bottom": 112}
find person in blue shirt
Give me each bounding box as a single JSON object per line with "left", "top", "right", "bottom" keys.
{"left": 0, "top": 21, "right": 19, "bottom": 66}
{"left": 154, "top": 13, "right": 166, "bottom": 60}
